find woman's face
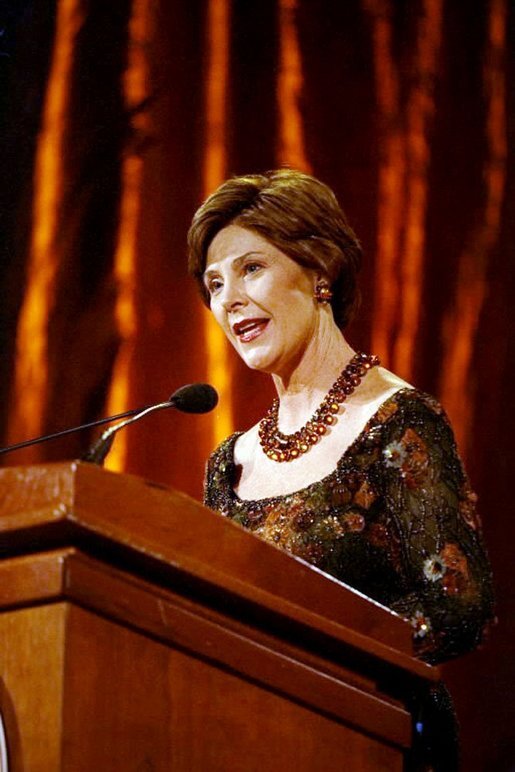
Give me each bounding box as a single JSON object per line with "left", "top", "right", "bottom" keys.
{"left": 204, "top": 225, "right": 319, "bottom": 377}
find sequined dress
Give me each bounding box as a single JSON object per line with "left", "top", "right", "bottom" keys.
{"left": 204, "top": 388, "right": 494, "bottom": 768}
{"left": 205, "top": 388, "right": 493, "bottom": 662}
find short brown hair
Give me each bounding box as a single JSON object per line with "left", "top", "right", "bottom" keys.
{"left": 187, "top": 169, "right": 362, "bottom": 328}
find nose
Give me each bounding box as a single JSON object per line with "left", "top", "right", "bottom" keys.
{"left": 220, "top": 277, "right": 246, "bottom": 311}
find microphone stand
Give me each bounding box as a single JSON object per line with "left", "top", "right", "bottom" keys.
{"left": 0, "top": 402, "right": 169, "bottom": 457}
{"left": 82, "top": 402, "right": 173, "bottom": 464}
{"left": 0, "top": 383, "right": 218, "bottom": 463}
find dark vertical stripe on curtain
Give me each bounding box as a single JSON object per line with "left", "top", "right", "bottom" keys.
{"left": 43, "top": 1, "right": 133, "bottom": 457}
{"left": 0, "top": 3, "right": 58, "bottom": 446}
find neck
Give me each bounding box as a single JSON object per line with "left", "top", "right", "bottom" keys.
{"left": 271, "top": 317, "right": 355, "bottom": 434}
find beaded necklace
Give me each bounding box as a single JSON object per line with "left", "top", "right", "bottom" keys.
{"left": 258, "top": 352, "right": 380, "bottom": 462}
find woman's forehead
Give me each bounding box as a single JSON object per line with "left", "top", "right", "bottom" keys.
{"left": 204, "top": 224, "right": 319, "bottom": 285}
{"left": 205, "top": 225, "right": 275, "bottom": 272}
{"left": 208, "top": 225, "right": 268, "bottom": 257}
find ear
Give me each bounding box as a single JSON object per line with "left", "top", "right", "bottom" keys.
{"left": 313, "top": 273, "right": 334, "bottom": 305}
{"left": 314, "top": 271, "right": 330, "bottom": 287}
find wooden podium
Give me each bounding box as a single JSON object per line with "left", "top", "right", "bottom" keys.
{"left": 0, "top": 462, "right": 437, "bottom": 771}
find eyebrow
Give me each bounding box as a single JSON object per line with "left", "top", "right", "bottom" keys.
{"left": 203, "top": 251, "right": 265, "bottom": 279}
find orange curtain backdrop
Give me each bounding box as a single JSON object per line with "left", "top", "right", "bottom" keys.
{"left": 3, "top": 0, "right": 511, "bottom": 482}
{"left": 6, "top": 0, "right": 87, "bottom": 458}
{"left": 102, "top": 0, "right": 155, "bottom": 473}
{"left": 365, "top": 0, "right": 444, "bottom": 383}
{"left": 1, "top": 3, "right": 513, "bottom": 768}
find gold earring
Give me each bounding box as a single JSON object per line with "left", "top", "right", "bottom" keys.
{"left": 314, "top": 281, "right": 333, "bottom": 303}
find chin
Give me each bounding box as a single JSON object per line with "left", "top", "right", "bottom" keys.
{"left": 237, "top": 347, "right": 277, "bottom": 373}
{"left": 240, "top": 356, "right": 273, "bottom": 373}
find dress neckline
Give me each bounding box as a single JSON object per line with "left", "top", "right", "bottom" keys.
{"left": 227, "top": 386, "right": 416, "bottom": 506}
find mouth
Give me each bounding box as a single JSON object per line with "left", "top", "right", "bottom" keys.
{"left": 232, "top": 318, "right": 270, "bottom": 343}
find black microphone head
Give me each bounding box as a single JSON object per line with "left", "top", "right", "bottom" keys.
{"left": 169, "top": 383, "right": 219, "bottom": 414}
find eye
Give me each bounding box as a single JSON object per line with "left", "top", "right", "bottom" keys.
{"left": 206, "top": 277, "right": 223, "bottom": 295}
{"left": 244, "top": 261, "right": 263, "bottom": 276}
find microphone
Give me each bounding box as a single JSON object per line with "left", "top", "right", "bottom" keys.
{"left": 82, "top": 383, "right": 219, "bottom": 464}
{"left": 169, "top": 383, "right": 218, "bottom": 413}
{"left": 0, "top": 383, "right": 219, "bottom": 463}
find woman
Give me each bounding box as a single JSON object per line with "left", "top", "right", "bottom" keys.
{"left": 188, "top": 169, "right": 494, "bottom": 768}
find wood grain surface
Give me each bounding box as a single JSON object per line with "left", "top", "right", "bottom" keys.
{"left": 0, "top": 463, "right": 439, "bottom": 769}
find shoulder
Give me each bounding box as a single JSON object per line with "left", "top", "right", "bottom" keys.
{"left": 370, "top": 386, "right": 468, "bottom": 493}
{"left": 204, "top": 431, "right": 243, "bottom": 509}
{"left": 362, "top": 368, "right": 446, "bottom": 426}
{"left": 232, "top": 424, "right": 260, "bottom": 466}
{"left": 375, "top": 386, "right": 454, "bottom": 436}
{"left": 207, "top": 431, "right": 242, "bottom": 470}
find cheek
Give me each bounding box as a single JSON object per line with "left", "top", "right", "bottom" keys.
{"left": 283, "top": 289, "right": 316, "bottom": 325}
{"left": 210, "top": 302, "right": 229, "bottom": 333}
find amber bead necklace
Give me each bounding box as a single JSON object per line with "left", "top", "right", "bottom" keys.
{"left": 258, "top": 352, "right": 380, "bottom": 463}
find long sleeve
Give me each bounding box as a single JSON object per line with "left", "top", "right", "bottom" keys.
{"left": 375, "top": 393, "right": 494, "bottom": 664}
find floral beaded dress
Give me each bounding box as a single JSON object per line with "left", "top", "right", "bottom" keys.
{"left": 205, "top": 388, "right": 493, "bottom": 662}
{"left": 204, "top": 388, "right": 494, "bottom": 768}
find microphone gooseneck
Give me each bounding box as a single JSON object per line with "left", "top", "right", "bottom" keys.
{"left": 82, "top": 383, "right": 219, "bottom": 465}
{"left": 0, "top": 382, "right": 219, "bottom": 461}
{"left": 81, "top": 400, "right": 174, "bottom": 464}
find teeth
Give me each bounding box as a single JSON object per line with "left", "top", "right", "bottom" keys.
{"left": 235, "top": 320, "right": 264, "bottom": 335}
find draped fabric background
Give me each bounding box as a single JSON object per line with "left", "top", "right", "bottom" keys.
{"left": 1, "top": 1, "right": 513, "bottom": 768}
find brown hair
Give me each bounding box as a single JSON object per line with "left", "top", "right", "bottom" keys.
{"left": 187, "top": 169, "right": 362, "bottom": 329}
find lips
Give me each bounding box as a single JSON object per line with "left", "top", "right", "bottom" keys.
{"left": 232, "top": 318, "right": 269, "bottom": 343}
